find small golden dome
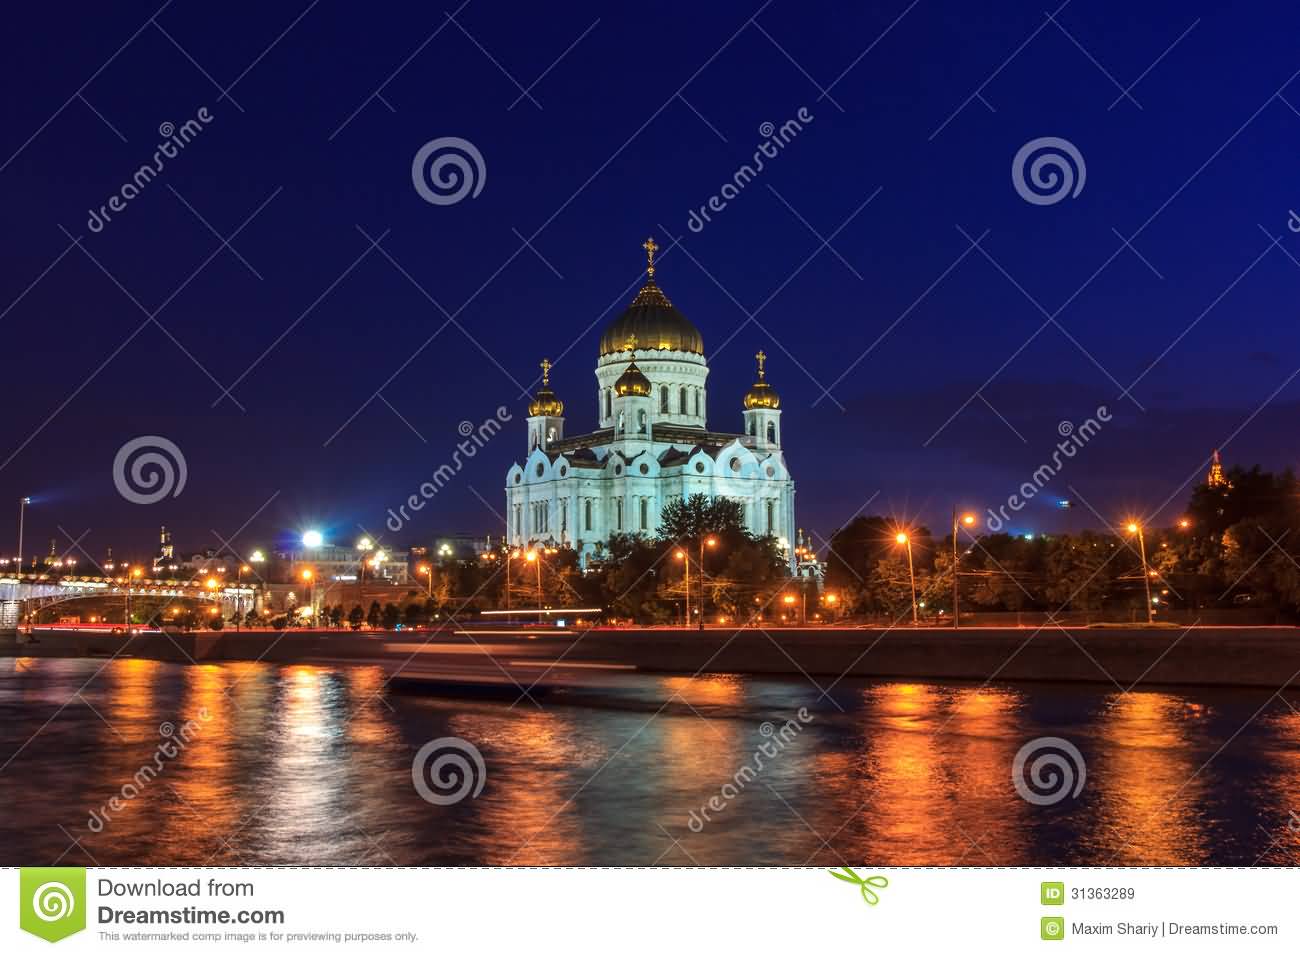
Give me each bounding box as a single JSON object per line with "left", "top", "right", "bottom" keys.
{"left": 528, "top": 358, "right": 565, "bottom": 417}
{"left": 743, "top": 350, "right": 780, "bottom": 409}
{"left": 614, "top": 359, "right": 652, "bottom": 397}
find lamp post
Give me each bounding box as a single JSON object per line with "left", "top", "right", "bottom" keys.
{"left": 675, "top": 548, "right": 690, "bottom": 627}
{"left": 236, "top": 564, "right": 251, "bottom": 631}
{"left": 952, "top": 509, "right": 976, "bottom": 627}
{"left": 1126, "top": 521, "right": 1154, "bottom": 624}
{"left": 697, "top": 535, "right": 717, "bottom": 630}
{"left": 418, "top": 563, "right": 433, "bottom": 598}
{"left": 896, "top": 531, "right": 918, "bottom": 625}
{"left": 126, "top": 566, "right": 143, "bottom": 634}
{"left": 301, "top": 568, "right": 316, "bottom": 624}
{"left": 16, "top": 496, "right": 30, "bottom": 579}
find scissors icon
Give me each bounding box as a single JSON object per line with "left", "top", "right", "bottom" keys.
{"left": 828, "top": 867, "right": 889, "bottom": 905}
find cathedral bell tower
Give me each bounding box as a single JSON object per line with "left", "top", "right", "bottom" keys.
{"left": 741, "top": 350, "right": 782, "bottom": 450}
{"left": 612, "top": 335, "right": 654, "bottom": 457}
{"left": 526, "top": 358, "right": 565, "bottom": 452}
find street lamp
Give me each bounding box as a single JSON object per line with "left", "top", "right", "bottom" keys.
{"left": 1126, "top": 521, "right": 1154, "bottom": 624}
{"left": 952, "top": 509, "right": 977, "bottom": 627}
{"left": 675, "top": 549, "right": 690, "bottom": 627}
{"left": 895, "top": 531, "right": 918, "bottom": 626}
{"left": 125, "top": 566, "right": 143, "bottom": 634}
{"left": 697, "top": 536, "right": 718, "bottom": 631}
{"left": 357, "top": 536, "right": 373, "bottom": 584}
{"left": 301, "top": 568, "right": 316, "bottom": 624}
{"left": 417, "top": 563, "right": 433, "bottom": 598}
{"left": 302, "top": 530, "right": 323, "bottom": 549}
{"left": 236, "top": 564, "right": 251, "bottom": 630}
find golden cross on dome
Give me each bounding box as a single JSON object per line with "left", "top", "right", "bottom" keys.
{"left": 624, "top": 333, "right": 639, "bottom": 352}
{"left": 642, "top": 236, "right": 658, "bottom": 277}
{"left": 755, "top": 349, "right": 767, "bottom": 379}
{"left": 539, "top": 357, "right": 552, "bottom": 386}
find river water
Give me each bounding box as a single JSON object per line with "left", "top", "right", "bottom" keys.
{"left": 1, "top": 656, "right": 1297, "bottom": 866}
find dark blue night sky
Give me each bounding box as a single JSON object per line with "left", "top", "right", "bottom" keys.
{"left": 3, "top": 0, "right": 1300, "bottom": 560}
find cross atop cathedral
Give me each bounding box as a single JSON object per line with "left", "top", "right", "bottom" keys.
{"left": 755, "top": 349, "right": 767, "bottom": 379}
{"left": 642, "top": 236, "right": 658, "bottom": 277}
{"left": 624, "top": 333, "right": 638, "bottom": 352}
{"left": 539, "top": 357, "right": 552, "bottom": 386}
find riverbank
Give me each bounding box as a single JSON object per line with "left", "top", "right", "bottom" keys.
{"left": 4, "top": 624, "right": 1300, "bottom": 689}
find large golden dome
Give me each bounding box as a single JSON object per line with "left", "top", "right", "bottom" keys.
{"left": 598, "top": 237, "right": 704, "bottom": 357}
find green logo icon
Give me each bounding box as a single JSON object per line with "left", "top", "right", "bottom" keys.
{"left": 1041, "top": 881, "right": 1065, "bottom": 905}
{"left": 19, "top": 868, "right": 86, "bottom": 942}
{"left": 828, "top": 867, "right": 889, "bottom": 906}
{"left": 1041, "top": 916, "right": 1066, "bottom": 941}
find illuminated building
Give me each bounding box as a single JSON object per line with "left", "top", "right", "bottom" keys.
{"left": 505, "top": 238, "right": 796, "bottom": 566}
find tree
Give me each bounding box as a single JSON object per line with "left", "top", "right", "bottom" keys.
{"left": 366, "top": 601, "right": 381, "bottom": 628}
{"left": 328, "top": 605, "right": 344, "bottom": 628}
{"left": 403, "top": 603, "right": 423, "bottom": 627}
{"left": 381, "top": 602, "right": 401, "bottom": 630}
{"left": 659, "top": 494, "right": 747, "bottom": 541}
{"left": 347, "top": 605, "right": 364, "bottom": 629}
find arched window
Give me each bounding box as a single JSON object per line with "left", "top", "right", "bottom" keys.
{"left": 604, "top": 389, "right": 612, "bottom": 419}
{"left": 748, "top": 419, "right": 756, "bottom": 436}
{"left": 694, "top": 389, "right": 700, "bottom": 417}
{"left": 640, "top": 498, "right": 649, "bottom": 530}
{"left": 660, "top": 386, "right": 669, "bottom": 413}
{"left": 679, "top": 386, "right": 687, "bottom": 413}
{"left": 584, "top": 499, "right": 592, "bottom": 531}
{"left": 638, "top": 409, "right": 647, "bottom": 433}
{"left": 767, "top": 421, "right": 777, "bottom": 444}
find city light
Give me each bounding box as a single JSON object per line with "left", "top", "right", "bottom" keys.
{"left": 895, "top": 532, "right": 908, "bottom": 544}
{"left": 302, "top": 530, "right": 323, "bottom": 548}
{"left": 250, "top": 549, "right": 265, "bottom": 563}
{"left": 357, "top": 537, "right": 373, "bottom": 551}
{"left": 301, "top": 569, "right": 314, "bottom": 582}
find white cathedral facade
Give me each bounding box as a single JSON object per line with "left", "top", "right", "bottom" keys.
{"left": 505, "top": 238, "right": 796, "bottom": 567}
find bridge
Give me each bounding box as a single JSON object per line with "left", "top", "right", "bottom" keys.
{"left": 0, "top": 571, "right": 259, "bottom": 631}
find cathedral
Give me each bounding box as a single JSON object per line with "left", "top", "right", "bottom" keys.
{"left": 505, "top": 238, "right": 796, "bottom": 568}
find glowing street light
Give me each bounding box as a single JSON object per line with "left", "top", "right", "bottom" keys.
{"left": 250, "top": 549, "right": 265, "bottom": 563}
{"left": 894, "top": 530, "right": 918, "bottom": 625}
{"left": 1125, "top": 520, "right": 1154, "bottom": 624}
{"left": 952, "top": 509, "right": 978, "bottom": 628}
{"left": 417, "top": 563, "right": 433, "bottom": 598}
{"left": 302, "top": 530, "right": 323, "bottom": 549}
{"left": 675, "top": 549, "right": 690, "bottom": 626}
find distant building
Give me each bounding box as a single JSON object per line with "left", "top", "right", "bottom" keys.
{"left": 429, "top": 533, "right": 493, "bottom": 562}
{"left": 1207, "top": 448, "right": 1231, "bottom": 489}
{"left": 279, "top": 543, "right": 410, "bottom": 585}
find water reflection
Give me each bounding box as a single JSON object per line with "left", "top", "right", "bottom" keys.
{"left": 1, "top": 659, "right": 1299, "bottom": 865}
